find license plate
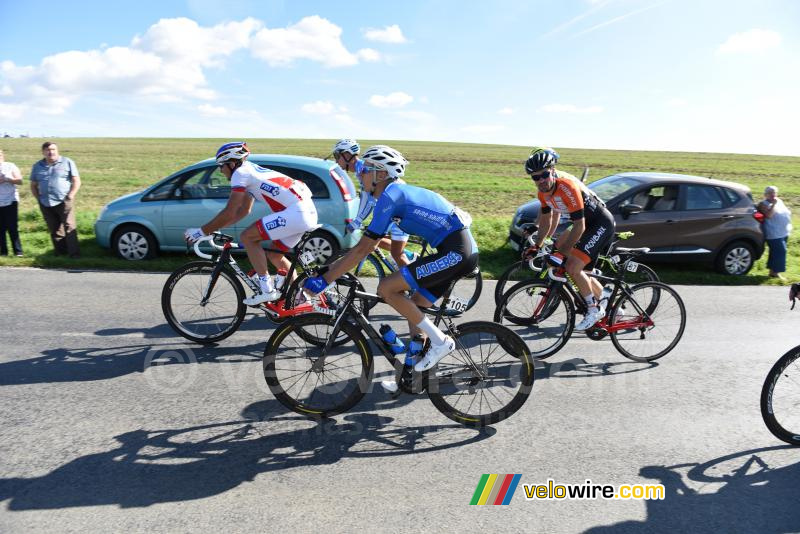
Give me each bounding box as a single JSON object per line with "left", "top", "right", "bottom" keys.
{"left": 299, "top": 251, "right": 316, "bottom": 267}
{"left": 626, "top": 261, "right": 639, "bottom": 273}
{"left": 446, "top": 295, "right": 469, "bottom": 313}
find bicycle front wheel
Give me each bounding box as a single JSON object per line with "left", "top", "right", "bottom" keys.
{"left": 609, "top": 281, "right": 686, "bottom": 362}
{"left": 428, "top": 321, "right": 534, "bottom": 427}
{"left": 263, "top": 314, "right": 374, "bottom": 418}
{"left": 161, "top": 261, "right": 246, "bottom": 344}
{"left": 494, "top": 280, "right": 575, "bottom": 359}
{"left": 761, "top": 346, "right": 800, "bottom": 446}
{"left": 494, "top": 260, "right": 540, "bottom": 305}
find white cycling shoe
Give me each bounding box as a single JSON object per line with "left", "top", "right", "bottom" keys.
{"left": 576, "top": 305, "right": 605, "bottom": 330}
{"left": 381, "top": 380, "right": 399, "bottom": 393}
{"left": 243, "top": 289, "right": 281, "bottom": 306}
{"left": 414, "top": 336, "right": 456, "bottom": 372}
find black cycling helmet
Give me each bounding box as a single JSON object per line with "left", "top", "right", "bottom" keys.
{"left": 525, "top": 146, "right": 559, "bottom": 174}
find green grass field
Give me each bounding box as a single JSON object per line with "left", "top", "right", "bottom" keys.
{"left": 0, "top": 137, "right": 798, "bottom": 284}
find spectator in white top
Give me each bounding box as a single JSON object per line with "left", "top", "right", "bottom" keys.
{"left": 0, "top": 149, "right": 24, "bottom": 256}
{"left": 758, "top": 185, "right": 793, "bottom": 280}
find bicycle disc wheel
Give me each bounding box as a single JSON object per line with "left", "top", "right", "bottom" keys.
{"left": 494, "top": 260, "right": 540, "bottom": 305}
{"left": 451, "top": 267, "right": 483, "bottom": 312}
{"left": 161, "top": 261, "right": 246, "bottom": 344}
{"left": 761, "top": 346, "right": 800, "bottom": 446}
{"left": 427, "top": 321, "right": 534, "bottom": 427}
{"left": 494, "top": 280, "right": 575, "bottom": 359}
{"left": 263, "top": 314, "right": 374, "bottom": 418}
{"left": 609, "top": 281, "right": 686, "bottom": 362}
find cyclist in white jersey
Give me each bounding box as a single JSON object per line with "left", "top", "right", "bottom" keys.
{"left": 331, "top": 138, "right": 414, "bottom": 269}
{"left": 184, "top": 142, "right": 318, "bottom": 305}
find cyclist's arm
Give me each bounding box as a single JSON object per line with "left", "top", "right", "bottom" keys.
{"left": 536, "top": 207, "right": 558, "bottom": 247}
{"left": 200, "top": 191, "right": 249, "bottom": 234}
{"left": 355, "top": 189, "right": 377, "bottom": 221}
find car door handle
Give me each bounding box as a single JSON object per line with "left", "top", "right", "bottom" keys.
{"left": 722, "top": 215, "right": 736, "bottom": 219}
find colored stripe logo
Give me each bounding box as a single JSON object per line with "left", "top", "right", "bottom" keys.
{"left": 470, "top": 474, "right": 522, "bottom": 505}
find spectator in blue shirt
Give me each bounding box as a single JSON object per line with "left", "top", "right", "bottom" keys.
{"left": 30, "top": 142, "right": 81, "bottom": 258}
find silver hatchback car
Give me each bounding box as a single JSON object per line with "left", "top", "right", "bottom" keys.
{"left": 95, "top": 154, "right": 359, "bottom": 262}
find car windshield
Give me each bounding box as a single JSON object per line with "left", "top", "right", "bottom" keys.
{"left": 588, "top": 175, "right": 644, "bottom": 202}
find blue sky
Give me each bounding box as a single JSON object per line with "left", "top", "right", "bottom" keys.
{"left": 1, "top": 0, "right": 798, "bottom": 155}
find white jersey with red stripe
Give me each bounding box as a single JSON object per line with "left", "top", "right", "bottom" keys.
{"left": 230, "top": 161, "right": 312, "bottom": 212}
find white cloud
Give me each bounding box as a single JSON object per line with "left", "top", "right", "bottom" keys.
{"left": 251, "top": 16, "right": 360, "bottom": 67}
{"left": 0, "top": 17, "right": 263, "bottom": 117}
{"left": 462, "top": 124, "right": 504, "bottom": 134}
{"left": 357, "top": 48, "right": 382, "bottom": 62}
{"left": 667, "top": 98, "right": 687, "bottom": 107}
{"left": 498, "top": 107, "right": 514, "bottom": 115}
{"left": 0, "top": 102, "right": 26, "bottom": 120}
{"left": 363, "top": 25, "right": 407, "bottom": 44}
{"left": 718, "top": 29, "right": 781, "bottom": 54}
{"left": 540, "top": 103, "right": 604, "bottom": 113}
{"left": 198, "top": 103, "right": 229, "bottom": 117}
{"left": 369, "top": 92, "right": 413, "bottom": 108}
{"left": 301, "top": 100, "right": 336, "bottom": 114}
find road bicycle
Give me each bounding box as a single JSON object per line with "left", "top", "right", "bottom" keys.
{"left": 161, "top": 227, "right": 370, "bottom": 344}
{"left": 337, "top": 233, "right": 483, "bottom": 313}
{"left": 494, "top": 250, "right": 686, "bottom": 361}
{"left": 760, "top": 283, "right": 800, "bottom": 446}
{"left": 494, "top": 226, "right": 658, "bottom": 305}
{"left": 263, "top": 272, "right": 534, "bottom": 427}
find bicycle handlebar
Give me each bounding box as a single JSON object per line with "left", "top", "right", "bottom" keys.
{"left": 191, "top": 233, "right": 239, "bottom": 260}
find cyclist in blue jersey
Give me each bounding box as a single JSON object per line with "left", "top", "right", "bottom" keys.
{"left": 305, "top": 145, "right": 478, "bottom": 373}
{"left": 330, "top": 138, "right": 414, "bottom": 269}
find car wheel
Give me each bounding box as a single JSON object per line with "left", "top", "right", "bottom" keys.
{"left": 113, "top": 224, "right": 158, "bottom": 260}
{"left": 303, "top": 230, "right": 339, "bottom": 264}
{"left": 715, "top": 240, "right": 755, "bottom": 275}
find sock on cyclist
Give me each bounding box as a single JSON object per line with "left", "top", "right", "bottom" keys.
{"left": 584, "top": 294, "right": 599, "bottom": 309}
{"left": 417, "top": 317, "right": 447, "bottom": 345}
{"left": 258, "top": 274, "right": 275, "bottom": 294}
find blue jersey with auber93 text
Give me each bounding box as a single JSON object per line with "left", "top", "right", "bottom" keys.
{"left": 366, "top": 182, "right": 467, "bottom": 247}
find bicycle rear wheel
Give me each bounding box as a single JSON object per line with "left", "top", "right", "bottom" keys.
{"left": 609, "top": 281, "right": 686, "bottom": 362}
{"left": 427, "top": 321, "right": 534, "bottom": 427}
{"left": 761, "top": 346, "right": 800, "bottom": 446}
{"left": 451, "top": 267, "right": 483, "bottom": 312}
{"left": 494, "top": 280, "right": 575, "bottom": 359}
{"left": 161, "top": 261, "right": 246, "bottom": 344}
{"left": 263, "top": 314, "right": 374, "bottom": 418}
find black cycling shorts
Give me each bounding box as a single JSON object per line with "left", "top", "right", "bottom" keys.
{"left": 573, "top": 208, "right": 615, "bottom": 268}
{"left": 400, "top": 228, "right": 479, "bottom": 303}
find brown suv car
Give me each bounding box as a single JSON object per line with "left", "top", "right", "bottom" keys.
{"left": 508, "top": 172, "right": 765, "bottom": 275}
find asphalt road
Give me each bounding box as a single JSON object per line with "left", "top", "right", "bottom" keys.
{"left": 1, "top": 267, "right": 798, "bottom": 533}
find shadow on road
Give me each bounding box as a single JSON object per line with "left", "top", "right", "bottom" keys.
{"left": 0, "top": 400, "right": 493, "bottom": 510}
{"left": 585, "top": 445, "right": 800, "bottom": 533}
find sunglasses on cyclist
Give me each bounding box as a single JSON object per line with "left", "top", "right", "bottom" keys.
{"left": 529, "top": 168, "right": 553, "bottom": 182}
{"left": 357, "top": 165, "right": 379, "bottom": 178}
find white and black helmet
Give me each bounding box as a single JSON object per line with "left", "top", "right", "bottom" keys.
{"left": 331, "top": 138, "right": 360, "bottom": 157}
{"left": 361, "top": 145, "right": 408, "bottom": 179}
{"left": 215, "top": 141, "right": 249, "bottom": 165}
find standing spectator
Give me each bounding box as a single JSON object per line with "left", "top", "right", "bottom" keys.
{"left": 758, "top": 185, "right": 792, "bottom": 280}
{"left": 0, "top": 149, "right": 24, "bottom": 256}
{"left": 30, "top": 141, "right": 81, "bottom": 258}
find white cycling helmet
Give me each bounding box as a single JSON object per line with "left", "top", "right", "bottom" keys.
{"left": 332, "top": 138, "right": 360, "bottom": 157}
{"left": 215, "top": 141, "right": 249, "bottom": 165}
{"left": 361, "top": 145, "right": 408, "bottom": 179}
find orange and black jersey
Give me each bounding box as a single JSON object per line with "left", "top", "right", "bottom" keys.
{"left": 537, "top": 171, "right": 606, "bottom": 222}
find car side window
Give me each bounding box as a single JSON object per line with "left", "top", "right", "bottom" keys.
{"left": 178, "top": 168, "right": 216, "bottom": 199}
{"left": 721, "top": 187, "right": 740, "bottom": 205}
{"left": 685, "top": 185, "right": 724, "bottom": 210}
{"left": 143, "top": 175, "right": 181, "bottom": 201}
{"left": 264, "top": 165, "right": 330, "bottom": 199}
{"left": 202, "top": 167, "right": 233, "bottom": 199}
{"left": 620, "top": 185, "right": 679, "bottom": 211}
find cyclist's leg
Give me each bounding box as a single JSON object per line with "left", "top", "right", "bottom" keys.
{"left": 240, "top": 223, "right": 270, "bottom": 276}
{"left": 264, "top": 202, "right": 318, "bottom": 284}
